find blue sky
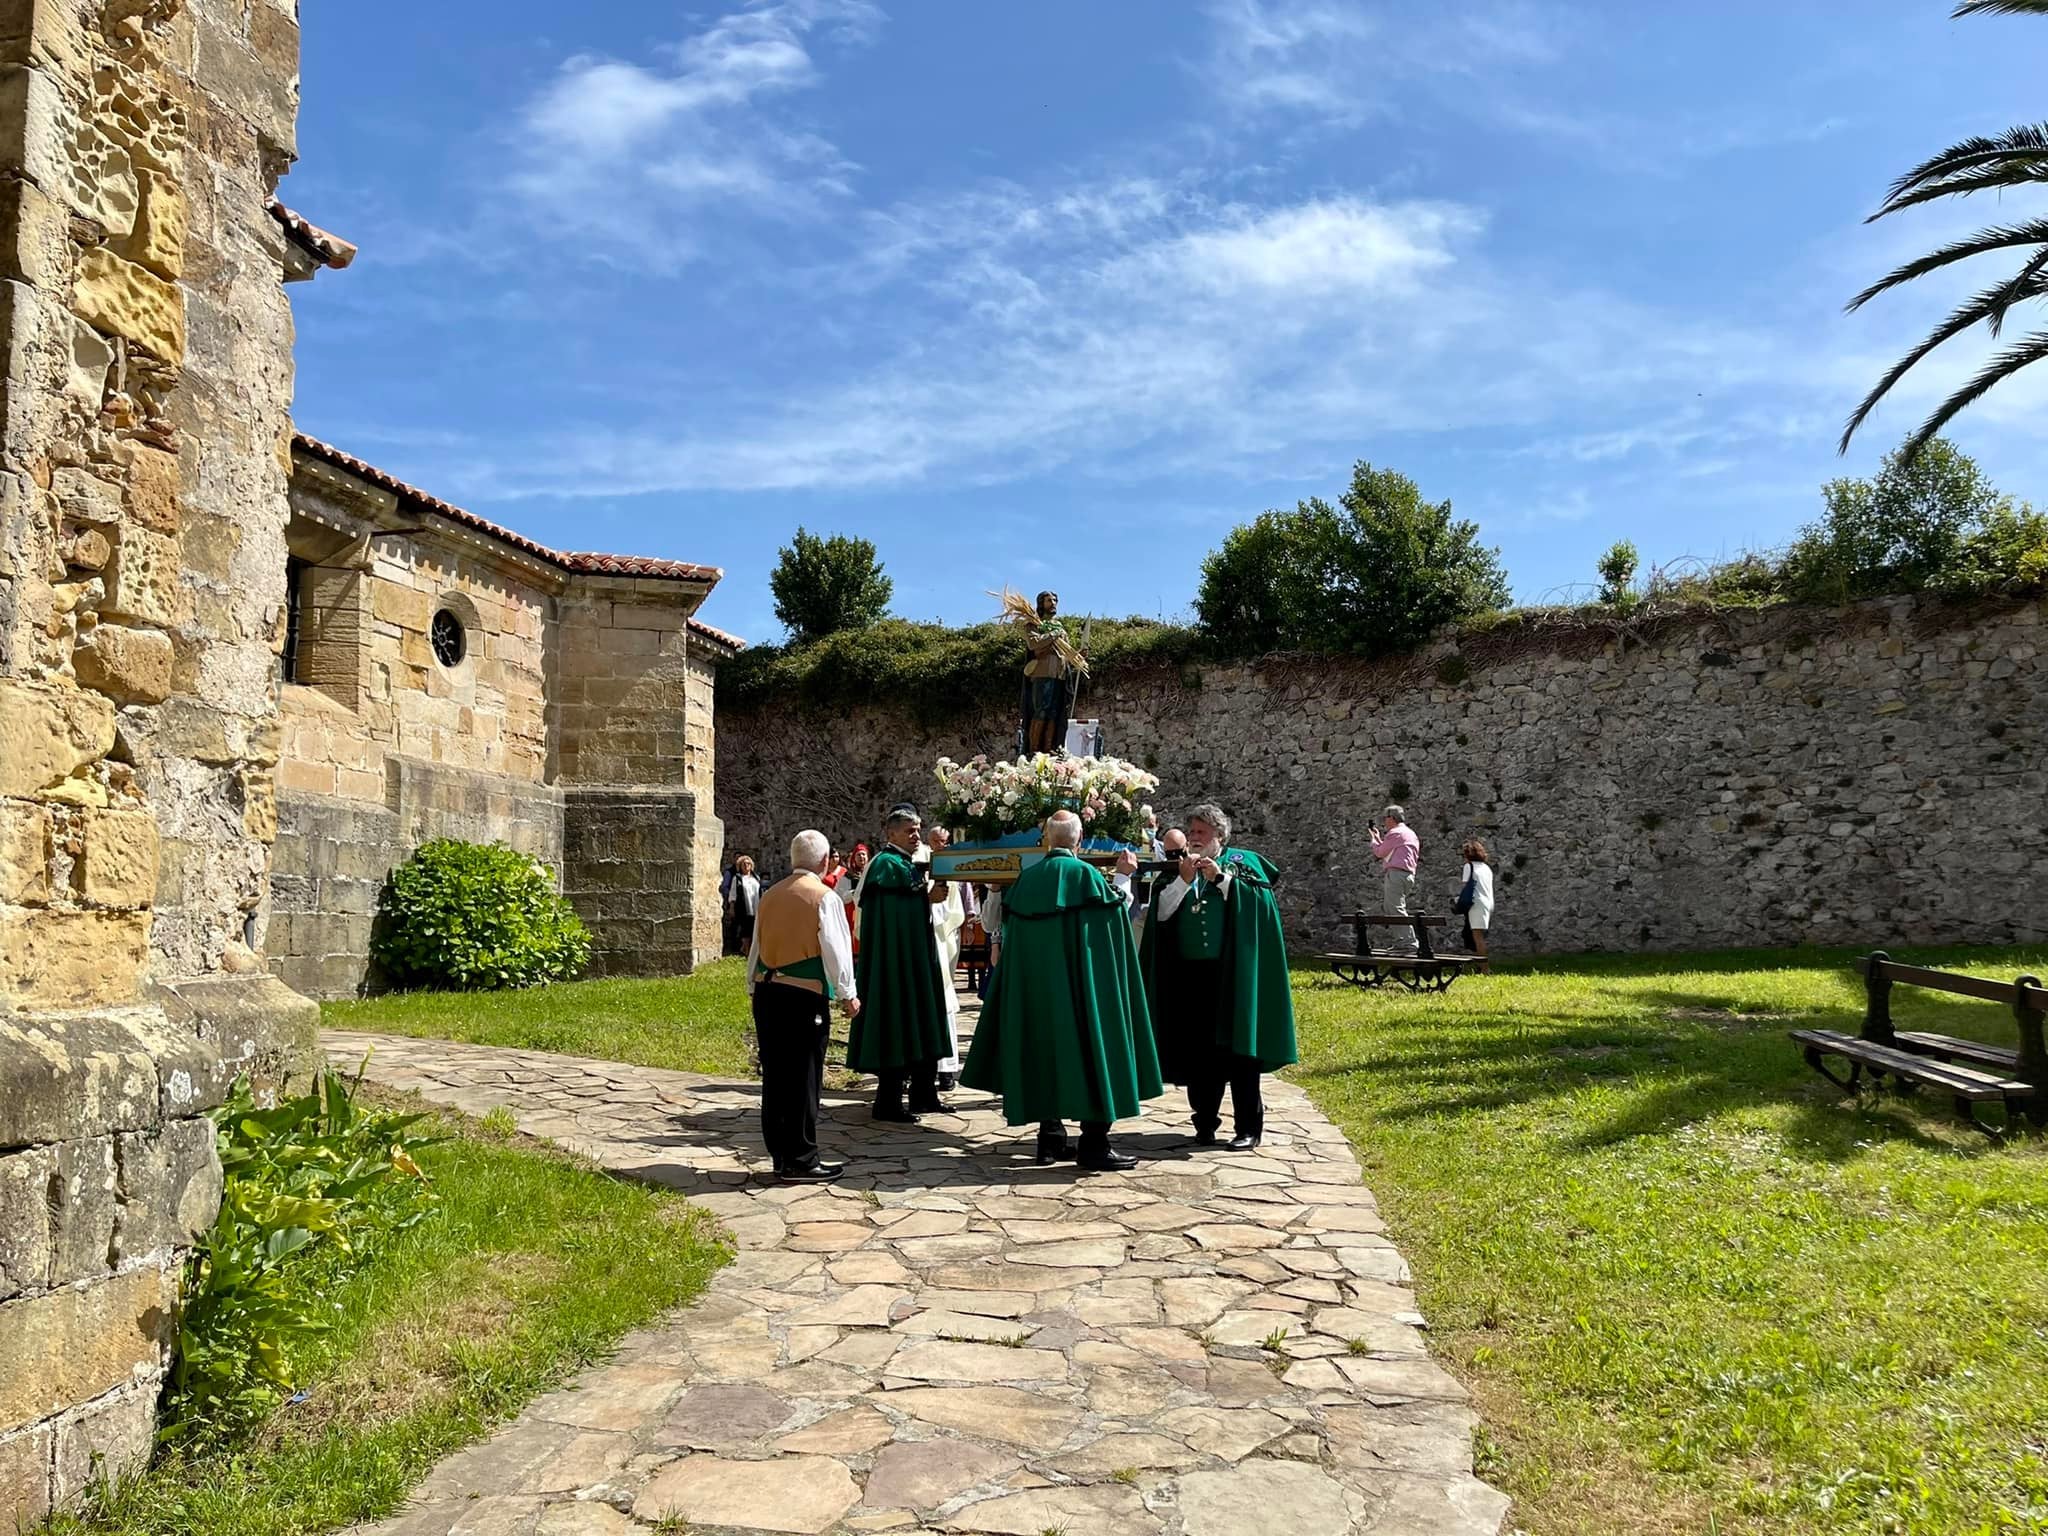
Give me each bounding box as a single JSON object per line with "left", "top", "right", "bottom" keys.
{"left": 284, "top": 1, "right": 2048, "bottom": 643}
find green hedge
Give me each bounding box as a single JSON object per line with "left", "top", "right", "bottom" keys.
{"left": 721, "top": 616, "right": 1210, "bottom": 721}
{"left": 372, "top": 840, "right": 591, "bottom": 991}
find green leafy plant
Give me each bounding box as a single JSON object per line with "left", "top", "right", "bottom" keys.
{"left": 373, "top": 839, "right": 591, "bottom": 991}
{"left": 166, "top": 1073, "right": 437, "bottom": 1445}
{"left": 1597, "top": 540, "right": 1640, "bottom": 607}
{"left": 1195, "top": 460, "right": 1511, "bottom": 657}
{"left": 768, "top": 526, "right": 894, "bottom": 644}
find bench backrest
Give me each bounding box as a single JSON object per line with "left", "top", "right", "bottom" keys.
{"left": 1857, "top": 950, "right": 2048, "bottom": 1081}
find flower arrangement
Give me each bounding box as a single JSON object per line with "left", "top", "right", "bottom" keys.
{"left": 934, "top": 753, "right": 1159, "bottom": 848}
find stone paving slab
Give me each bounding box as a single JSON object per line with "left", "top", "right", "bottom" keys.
{"left": 327, "top": 1002, "right": 1506, "bottom": 1536}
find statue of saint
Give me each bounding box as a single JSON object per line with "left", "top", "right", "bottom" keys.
{"left": 1020, "top": 590, "right": 1078, "bottom": 755}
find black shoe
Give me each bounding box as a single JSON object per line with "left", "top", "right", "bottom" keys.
{"left": 1078, "top": 1145, "right": 1138, "bottom": 1173}
{"left": 937, "top": 1072, "right": 959, "bottom": 1092}
{"left": 1226, "top": 1133, "right": 1262, "bottom": 1152}
{"left": 1189, "top": 1128, "right": 1220, "bottom": 1148}
{"left": 1035, "top": 1129, "right": 1072, "bottom": 1165}
{"left": 778, "top": 1160, "right": 844, "bottom": 1183}
{"left": 872, "top": 1106, "right": 921, "bottom": 1125}
{"left": 908, "top": 1094, "right": 944, "bottom": 1115}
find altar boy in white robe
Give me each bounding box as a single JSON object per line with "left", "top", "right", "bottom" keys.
{"left": 914, "top": 826, "right": 966, "bottom": 1090}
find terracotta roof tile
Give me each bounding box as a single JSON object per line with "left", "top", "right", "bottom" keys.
{"left": 266, "top": 198, "right": 357, "bottom": 270}
{"left": 688, "top": 617, "right": 745, "bottom": 652}
{"left": 291, "top": 436, "right": 733, "bottom": 611}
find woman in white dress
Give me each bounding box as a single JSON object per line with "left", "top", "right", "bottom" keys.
{"left": 1458, "top": 839, "right": 1495, "bottom": 972}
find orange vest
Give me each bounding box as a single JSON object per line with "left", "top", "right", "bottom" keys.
{"left": 755, "top": 871, "right": 836, "bottom": 992}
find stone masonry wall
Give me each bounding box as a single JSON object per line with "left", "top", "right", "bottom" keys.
{"left": 0, "top": 0, "right": 317, "bottom": 1524}
{"left": 718, "top": 595, "right": 2048, "bottom": 956}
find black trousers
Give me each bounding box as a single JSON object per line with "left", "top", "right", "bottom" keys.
{"left": 1039, "top": 1118, "right": 1113, "bottom": 1151}
{"left": 876, "top": 1059, "right": 939, "bottom": 1114}
{"left": 1187, "top": 1048, "right": 1265, "bottom": 1139}
{"left": 754, "top": 982, "right": 828, "bottom": 1171}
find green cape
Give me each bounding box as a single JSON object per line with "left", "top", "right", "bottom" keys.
{"left": 1138, "top": 845, "right": 1298, "bottom": 1078}
{"left": 960, "top": 850, "right": 1164, "bottom": 1127}
{"left": 846, "top": 846, "right": 953, "bottom": 1073}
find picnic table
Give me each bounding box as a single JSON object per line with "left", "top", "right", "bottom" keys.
{"left": 1318, "top": 908, "right": 1482, "bottom": 994}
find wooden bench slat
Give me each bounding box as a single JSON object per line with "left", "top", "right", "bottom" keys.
{"left": 1791, "top": 1029, "right": 2034, "bottom": 1099}
{"left": 1894, "top": 1030, "right": 2021, "bottom": 1073}
{"left": 1858, "top": 957, "right": 2048, "bottom": 1011}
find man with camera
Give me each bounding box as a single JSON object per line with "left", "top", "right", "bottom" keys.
{"left": 1138, "top": 804, "right": 1296, "bottom": 1150}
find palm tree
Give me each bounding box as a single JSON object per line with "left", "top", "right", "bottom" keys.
{"left": 1840, "top": 0, "right": 2048, "bottom": 458}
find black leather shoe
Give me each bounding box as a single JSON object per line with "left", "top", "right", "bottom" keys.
{"left": 1035, "top": 1130, "right": 1072, "bottom": 1165}
{"left": 872, "top": 1106, "right": 921, "bottom": 1125}
{"left": 1078, "top": 1145, "right": 1139, "bottom": 1172}
{"left": 1189, "top": 1128, "right": 1220, "bottom": 1148}
{"left": 937, "top": 1072, "right": 959, "bottom": 1092}
{"left": 778, "top": 1160, "right": 844, "bottom": 1183}
{"left": 1226, "top": 1133, "right": 1262, "bottom": 1152}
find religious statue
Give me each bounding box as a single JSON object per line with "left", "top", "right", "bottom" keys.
{"left": 1021, "top": 590, "right": 1076, "bottom": 755}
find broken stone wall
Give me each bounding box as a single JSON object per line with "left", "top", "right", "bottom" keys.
{"left": 0, "top": 0, "right": 316, "bottom": 1522}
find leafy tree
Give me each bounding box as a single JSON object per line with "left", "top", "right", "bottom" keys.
{"left": 1596, "top": 540, "right": 1640, "bottom": 607}
{"left": 769, "top": 528, "right": 893, "bottom": 644}
{"left": 1196, "top": 461, "right": 1510, "bottom": 656}
{"left": 1841, "top": 2, "right": 2048, "bottom": 459}
{"left": 1785, "top": 436, "right": 2010, "bottom": 599}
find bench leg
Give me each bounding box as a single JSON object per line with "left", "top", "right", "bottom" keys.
{"left": 1803, "top": 1047, "right": 1864, "bottom": 1094}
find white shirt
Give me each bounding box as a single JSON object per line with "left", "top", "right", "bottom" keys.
{"left": 744, "top": 876, "right": 858, "bottom": 1003}
{"left": 731, "top": 874, "right": 760, "bottom": 915}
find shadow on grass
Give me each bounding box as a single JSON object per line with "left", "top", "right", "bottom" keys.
{"left": 1290, "top": 946, "right": 2048, "bottom": 1164}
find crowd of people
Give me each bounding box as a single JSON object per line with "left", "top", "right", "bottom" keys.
{"left": 733, "top": 798, "right": 1497, "bottom": 1182}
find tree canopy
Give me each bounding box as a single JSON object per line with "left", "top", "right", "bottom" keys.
{"left": 768, "top": 528, "right": 893, "bottom": 644}
{"left": 1195, "top": 461, "right": 1510, "bottom": 656}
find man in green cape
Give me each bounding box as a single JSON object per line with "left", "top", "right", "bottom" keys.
{"left": 962, "top": 810, "right": 1162, "bottom": 1171}
{"left": 1138, "top": 802, "right": 1296, "bottom": 1150}
{"left": 849, "top": 804, "right": 954, "bottom": 1122}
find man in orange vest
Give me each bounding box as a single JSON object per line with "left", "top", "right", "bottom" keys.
{"left": 746, "top": 829, "right": 861, "bottom": 1182}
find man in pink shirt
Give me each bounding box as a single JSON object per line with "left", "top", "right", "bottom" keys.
{"left": 1368, "top": 805, "right": 1422, "bottom": 954}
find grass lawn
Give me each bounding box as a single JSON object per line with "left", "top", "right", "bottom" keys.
{"left": 322, "top": 956, "right": 757, "bottom": 1077}
{"left": 47, "top": 1100, "right": 729, "bottom": 1536}
{"left": 1289, "top": 944, "right": 2048, "bottom": 1536}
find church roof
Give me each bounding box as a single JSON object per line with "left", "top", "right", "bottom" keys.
{"left": 292, "top": 436, "right": 741, "bottom": 651}
{"left": 266, "top": 199, "right": 357, "bottom": 270}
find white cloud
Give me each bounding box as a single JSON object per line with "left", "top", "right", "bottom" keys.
{"left": 1198, "top": 0, "right": 1568, "bottom": 129}
{"left": 506, "top": 0, "right": 880, "bottom": 264}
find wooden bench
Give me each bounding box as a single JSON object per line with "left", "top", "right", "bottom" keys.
{"left": 1318, "top": 909, "right": 1482, "bottom": 995}
{"left": 1790, "top": 950, "right": 2048, "bottom": 1134}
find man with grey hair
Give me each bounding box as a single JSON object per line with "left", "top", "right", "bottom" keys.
{"left": 746, "top": 829, "right": 860, "bottom": 1181}
{"left": 962, "top": 810, "right": 1162, "bottom": 1170}
{"left": 1139, "top": 803, "right": 1296, "bottom": 1150}
{"left": 1368, "top": 804, "right": 1422, "bottom": 955}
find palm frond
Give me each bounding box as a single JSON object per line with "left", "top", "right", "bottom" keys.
{"left": 1845, "top": 216, "right": 2048, "bottom": 311}
{"left": 1879, "top": 125, "right": 2048, "bottom": 209}
{"left": 1875, "top": 154, "right": 2048, "bottom": 221}
{"left": 1899, "top": 327, "right": 2048, "bottom": 460}
{"left": 1954, "top": 0, "right": 2048, "bottom": 17}
{"left": 1838, "top": 266, "right": 2048, "bottom": 450}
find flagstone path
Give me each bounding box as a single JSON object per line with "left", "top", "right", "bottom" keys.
{"left": 328, "top": 1006, "right": 1506, "bottom": 1536}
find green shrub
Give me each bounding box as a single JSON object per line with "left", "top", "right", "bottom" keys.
{"left": 1596, "top": 540, "right": 1639, "bottom": 607}
{"left": 373, "top": 840, "right": 591, "bottom": 991}
{"left": 723, "top": 616, "right": 1206, "bottom": 721}
{"left": 1195, "top": 460, "right": 1510, "bottom": 657}
{"left": 167, "top": 1073, "right": 436, "bottom": 1445}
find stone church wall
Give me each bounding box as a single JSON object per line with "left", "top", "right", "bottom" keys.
{"left": 0, "top": 0, "right": 317, "bottom": 1523}
{"left": 267, "top": 497, "right": 728, "bottom": 996}
{"left": 718, "top": 594, "right": 2047, "bottom": 956}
